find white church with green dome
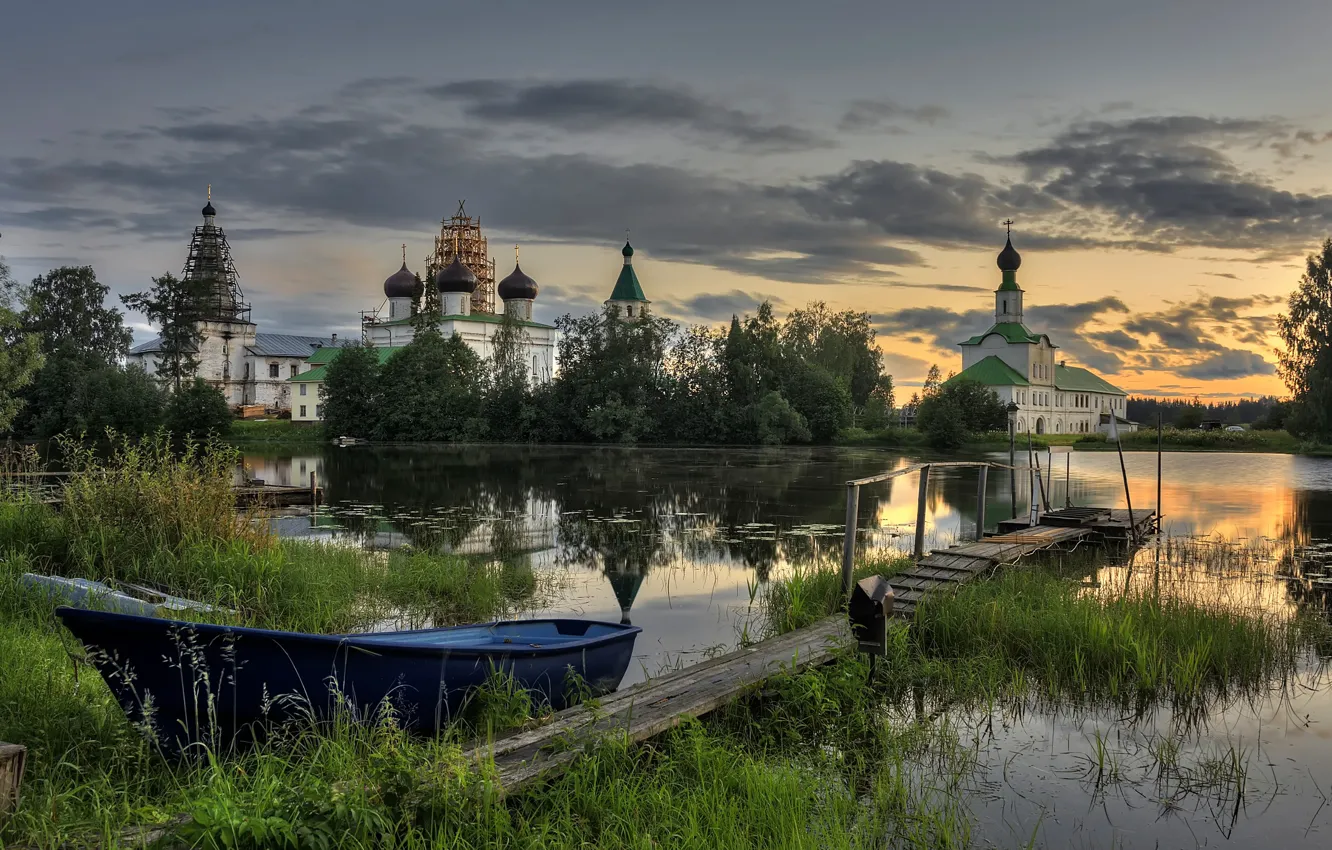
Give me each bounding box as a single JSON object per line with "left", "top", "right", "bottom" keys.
{"left": 949, "top": 231, "right": 1134, "bottom": 437}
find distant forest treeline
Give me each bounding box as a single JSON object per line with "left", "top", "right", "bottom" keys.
{"left": 1126, "top": 396, "right": 1287, "bottom": 429}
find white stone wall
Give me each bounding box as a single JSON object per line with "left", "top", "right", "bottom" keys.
{"left": 367, "top": 318, "right": 557, "bottom": 385}
{"left": 1008, "top": 389, "right": 1127, "bottom": 435}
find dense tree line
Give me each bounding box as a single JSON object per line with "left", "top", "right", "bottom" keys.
{"left": 0, "top": 262, "right": 232, "bottom": 442}
{"left": 322, "top": 301, "right": 892, "bottom": 445}
{"left": 1126, "top": 396, "right": 1287, "bottom": 429}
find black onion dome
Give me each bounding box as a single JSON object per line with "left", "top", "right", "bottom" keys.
{"left": 996, "top": 236, "right": 1021, "bottom": 272}
{"left": 622, "top": 240, "right": 634, "bottom": 258}
{"left": 383, "top": 262, "right": 417, "bottom": 298}
{"left": 497, "top": 263, "right": 538, "bottom": 301}
{"left": 202, "top": 201, "right": 216, "bottom": 217}
{"left": 435, "top": 255, "right": 478, "bottom": 293}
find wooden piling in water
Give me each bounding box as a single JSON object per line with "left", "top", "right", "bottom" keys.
{"left": 841, "top": 483, "right": 859, "bottom": 600}
{"left": 913, "top": 465, "right": 930, "bottom": 559}
{"left": 975, "top": 466, "right": 988, "bottom": 541}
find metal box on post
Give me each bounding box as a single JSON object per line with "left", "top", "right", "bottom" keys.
{"left": 848, "top": 576, "right": 894, "bottom": 656}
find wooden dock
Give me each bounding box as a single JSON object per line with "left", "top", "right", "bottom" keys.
{"left": 890, "top": 507, "right": 1155, "bottom": 617}
{"left": 458, "top": 504, "right": 1151, "bottom": 796}
{"left": 466, "top": 616, "right": 850, "bottom": 797}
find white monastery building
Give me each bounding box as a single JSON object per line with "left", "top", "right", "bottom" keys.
{"left": 289, "top": 238, "right": 653, "bottom": 423}
{"left": 127, "top": 197, "right": 334, "bottom": 409}
{"left": 948, "top": 232, "right": 1135, "bottom": 437}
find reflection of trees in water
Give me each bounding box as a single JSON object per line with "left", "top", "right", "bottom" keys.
{"left": 1272, "top": 489, "right": 1332, "bottom": 622}
{"left": 313, "top": 444, "right": 888, "bottom": 621}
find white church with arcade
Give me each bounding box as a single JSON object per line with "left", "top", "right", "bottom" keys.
{"left": 949, "top": 229, "right": 1134, "bottom": 437}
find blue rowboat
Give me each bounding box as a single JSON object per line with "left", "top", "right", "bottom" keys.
{"left": 55, "top": 607, "right": 641, "bottom": 750}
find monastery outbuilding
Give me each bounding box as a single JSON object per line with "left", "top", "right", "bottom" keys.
{"left": 948, "top": 230, "right": 1135, "bottom": 437}
{"left": 127, "top": 197, "right": 335, "bottom": 410}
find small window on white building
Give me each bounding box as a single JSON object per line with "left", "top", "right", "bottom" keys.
{"left": 291, "top": 364, "right": 299, "bottom": 377}
{"left": 299, "top": 405, "right": 307, "bottom": 418}
{"left": 300, "top": 383, "right": 307, "bottom": 396}
{"left": 315, "top": 405, "right": 322, "bottom": 418}
{"left": 269, "top": 363, "right": 280, "bottom": 378}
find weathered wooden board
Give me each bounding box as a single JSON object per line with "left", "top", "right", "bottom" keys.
{"left": 467, "top": 616, "right": 850, "bottom": 797}
{"left": 0, "top": 741, "right": 25, "bottom": 818}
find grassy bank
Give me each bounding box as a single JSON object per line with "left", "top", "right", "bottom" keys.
{"left": 838, "top": 425, "right": 1312, "bottom": 453}
{"left": 2, "top": 436, "right": 1329, "bottom": 848}
{"left": 226, "top": 419, "right": 326, "bottom": 446}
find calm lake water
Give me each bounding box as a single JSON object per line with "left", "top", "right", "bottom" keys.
{"left": 245, "top": 444, "right": 1332, "bottom": 847}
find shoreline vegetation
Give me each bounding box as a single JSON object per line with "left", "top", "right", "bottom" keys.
{"left": 2, "top": 435, "right": 1330, "bottom": 847}
{"left": 227, "top": 417, "right": 1315, "bottom": 455}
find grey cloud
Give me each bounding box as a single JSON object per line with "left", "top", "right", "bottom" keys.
{"left": 1122, "top": 294, "right": 1279, "bottom": 355}
{"left": 1176, "top": 349, "right": 1275, "bottom": 380}
{"left": 838, "top": 99, "right": 949, "bottom": 132}
{"left": 424, "top": 78, "right": 831, "bottom": 152}
{"left": 661, "top": 290, "right": 780, "bottom": 322}
{"left": 1089, "top": 329, "right": 1140, "bottom": 350}
{"left": 1009, "top": 115, "right": 1332, "bottom": 252}
{"left": 1204, "top": 271, "right": 1240, "bottom": 280}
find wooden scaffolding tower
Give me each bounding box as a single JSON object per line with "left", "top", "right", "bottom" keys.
{"left": 426, "top": 200, "right": 496, "bottom": 314}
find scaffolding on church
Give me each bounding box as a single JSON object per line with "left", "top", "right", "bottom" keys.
{"left": 426, "top": 200, "right": 496, "bottom": 314}
{"left": 183, "top": 221, "right": 251, "bottom": 323}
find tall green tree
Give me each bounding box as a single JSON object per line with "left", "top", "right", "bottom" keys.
{"left": 122, "top": 272, "right": 210, "bottom": 391}
{"left": 541, "top": 307, "right": 675, "bottom": 443}
{"left": 166, "top": 378, "right": 232, "bottom": 441}
{"left": 915, "top": 378, "right": 1008, "bottom": 449}
{"left": 12, "top": 265, "right": 150, "bottom": 438}
{"left": 320, "top": 342, "right": 382, "bottom": 439}
{"left": 661, "top": 325, "right": 732, "bottom": 443}
{"left": 19, "top": 266, "right": 132, "bottom": 364}
{"left": 0, "top": 256, "right": 43, "bottom": 433}
{"left": 377, "top": 329, "right": 486, "bottom": 441}
{"left": 780, "top": 301, "right": 883, "bottom": 407}
{"left": 1278, "top": 238, "right": 1332, "bottom": 439}
{"left": 484, "top": 313, "right": 534, "bottom": 441}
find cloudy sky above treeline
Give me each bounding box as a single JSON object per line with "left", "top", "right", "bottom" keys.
{"left": 3, "top": 0, "right": 1331, "bottom": 396}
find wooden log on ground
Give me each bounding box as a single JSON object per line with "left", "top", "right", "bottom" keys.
{"left": 0, "top": 742, "right": 25, "bottom": 818}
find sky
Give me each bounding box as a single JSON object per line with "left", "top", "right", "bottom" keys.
{"left": 3, "top": 0, "right": 1332, "bottom": 397}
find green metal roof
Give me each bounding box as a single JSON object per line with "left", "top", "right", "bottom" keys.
{"left": 997, "top": 269, "right": 1021, "bottom": 292}
{"left": 608, "top": 264, "right": 646, "bottom": 302}
{"left": 1053, "top": 364, "right": 1125, "bottom": 395}
{"left": 960, "top": 322, "right": 1047, "bottom": 346}
{"left": 946, "top": 355, "right": 1030, "bottom": 387}
{"left": 288, "top": 345, "right": 403, "bottom": 382}
{"left": 376, "top": 313, "right": 554, "bottom": 330}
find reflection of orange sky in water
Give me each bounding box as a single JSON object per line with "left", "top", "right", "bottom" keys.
{"left": 857, "top": 452, "right": 1323, "bottom": 545}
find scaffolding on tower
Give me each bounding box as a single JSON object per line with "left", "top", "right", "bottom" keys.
{"left": 183, "top": 219, "right": 251, "bottom": 323}
{"left": 426, "top": 200, "right": 496, "bottom": 314}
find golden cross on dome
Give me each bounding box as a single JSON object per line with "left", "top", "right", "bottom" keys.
{"left": 207, "top": 184, "right": 211, "bottom": 201}
{"left": 515, "top": 244, "right": 520, "bottom": 263}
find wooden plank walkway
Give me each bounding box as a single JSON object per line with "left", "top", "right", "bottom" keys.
{"left": 465, "top": 504, "right": 1157, "bottom": 793}
{"left": 891, "top": 508, "right": 1155, "bottom": 617}
{"left": 465, "top": 616, "right": 850, "bottom": 797}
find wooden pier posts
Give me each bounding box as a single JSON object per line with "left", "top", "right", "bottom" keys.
{"left": 975, "top": 465, "right": 988, "bottom": 542}
{"left": 840, "top": 483, "right": 860, "bottom": 598}
{"left": 913, "top": 465, "right": 931, "bottom": 559}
